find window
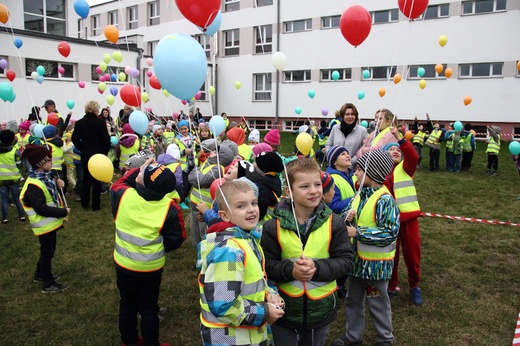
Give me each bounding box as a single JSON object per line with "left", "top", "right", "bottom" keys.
{"left": 108, "top": 11, "right": 118, "bottom": 27}
{"left": 459, "top": 62, "right": 503, "bottom": 77}
{"left": 408, "top": 64, "right": 446, "bottom": 79}
{"left": 148, "top": 1, "right": 160, "bottom": 26}
{"left": 371, "top": 9, "right": 399, "bottom": 24}
{"left": 194, "top": 34, "right": 211, "bottom": 58}
{"left": 253, "top": 73, "right": 272, "bottom": 101}
{"left": 26, "top": 59, "right": 74, "bottom": 79}
{"left": 284, "top": 70, "right": 311, "bottom": 82}
{"left": 362, "top": 66, "right": 397, "bottom": 80}
{"left": 420, "top": 3, "right": 450, "bottom": 19}
{"left": 284, "top": 19, "right": 312, "bottom": 33}
{"left": 255, "top": 0, "right": 273, "bottom": 7}
{"left": 77, "top": 19, "right": 82, "bottom": 38}
{"left": 255, "top": 25, "right": 272, "bottom": 54}
{"left": 284, "top": 120, "right": 305, "bottom": 131}
{"left": 320, "top": 68, "right": 352, "bottom": 81}
{"left": 198, "top": 82, "right": 207, "bottom": 101}
{"left": 224, "top": 29, "right": 240, "bottom": 56}
{"left": 91, "top": 15, "right": 100, "bottom": 36}
{"left": 127, "top": 6, "right": 138, "bottom": 30}
{"left": 148, "top": 41, "right": 159, "bottom": 56}
{"left": 23, "top": 0, "right": 66, "bottom": 35}
{"left": 249, "top": 120, "right": 272, "bottom": 130}
{"left": 462, "top": 0, "right": 506, "bottom": 15}
{"left": 321, "top": 15, "right": 341, "bottom": 29}
{"left": 90, "top": 64, "right": 124, "bottom": 82}
{"left": 225, "top": 0, "right": 240, "bottom": 12}
{"left": 513, "top": 127, "right": 520, "bottom": 140}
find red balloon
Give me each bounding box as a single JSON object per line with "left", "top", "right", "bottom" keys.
{"left": 149, "top": 75, "right": 162, "bottom": 90}
{"left": 57, "top": 41, "right": 70, "bottom": 58}
{"left": 398, "top": 0, "right": 429, "bottom": 19}
{"left": 340, "top": 5, "right": 372, "bottom": 47}
{"left": 210, "top": 178, "right": 226, "bottom": 200}
{"left": 175, "top": 0, "right": 220, "bottom": 29}
{"left": 47, "top": 112, "right": 59, "bottom": 126}
{"left": 5, "top": 70, "right": 15, "bottom": 82}
{"left": 120, "top": 84, "right": 141, "bottom": 107}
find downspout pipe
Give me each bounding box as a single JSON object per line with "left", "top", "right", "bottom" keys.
{"left": 275, "top": 0, "right": 281, "bottom": 125}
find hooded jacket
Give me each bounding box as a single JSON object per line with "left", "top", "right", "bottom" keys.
{"left": 324, "top": 166, "right": 355, "bottom": 214}
{"left": 188, "top": 145, "right": 234, "bottom": 188}
{"left": 261, "top": 199, "right": 353, "bottom": 330}
{"left": 156, "top": 153, "right": 184, "bottom": 200}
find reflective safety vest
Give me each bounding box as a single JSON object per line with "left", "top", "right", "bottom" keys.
{"left": 412, "top": 131, "right": 426, "bottom": 146}
{"left": 426, "top": 129, "right": 442, "bottom": 149}
{"left": 163, "top": 162, "right": 181, "bottom": 202}
{"left": 351, "top": 186, "right": 396, "bottom": 261}
{"left": 330, "top": 173, "right": 355, "bottom": 200}
{"left": 372, "top": 127, "right": 391, "bottom": 148}
{"left": 190, "top": 162, "right": 223, "bottom": 208}
{"left": 119, "top": 140, "right": 140, "bottom": 170}
{"left": 445, "top": 133, "right": 454, "bottom": 151}
{"left": 163, "top": 131, "right": 175, "bottom": 145}
{"left": 175, "top": 138, "right": 189, "bottom": 171}
{"left": 276, "top": 216, "right": 337, "bottom": 300}
{"left": 0, "top": 147, "right": 21, "bottom": 181}
{"left": 318, "top": 135, "right": 328, "bottom": 147}
{"left": 20, "top": 178, "right": 64, "bottom": 236}
{"left": 16, "top": 133, "right": 30, "bottom": 150}
{"left": 461, "top": 133, "right": 474, "bottom": 152}
{"left": 237, "top": 144, "right": 253, "bottom": 162}
{"left": 46, "top": 142, "right": 64, "bottom": 171}
{"left": 258, "top": 191, "right": 279, "bottom": 227}
{"left": 113, "top": 188, "right": 170, "bottom": 272}
{"left": 393, "top": 162, "right": 420, "bottom": 213}
{"left": 486, "top": 135, "right": 500, "bottom": 154}
{"left": 199, "top": 235, "right": 268, "bottom": 341}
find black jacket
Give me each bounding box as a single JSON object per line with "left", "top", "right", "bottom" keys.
{"left": 71, "top": 112, "right": 111, "bottom": 159}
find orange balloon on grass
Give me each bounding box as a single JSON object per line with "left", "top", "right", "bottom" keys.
{"left": 104, "top": 25, "right": 119, "bottom": 44}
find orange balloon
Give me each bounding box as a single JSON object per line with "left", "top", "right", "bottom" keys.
{"left": 470, "top": 129, "right": 476, "bottom": 136}
{"left": 379, "top": 88, "right": 386, "bottom": 97}
{"left": 0, "top": 4, "right": 9, "bottom": 24}
{"left": 463, "top": 96, "right": 472, "bottom": 106}
{"left": 445, "top": 67, "right": 453, "bottom": 78}
{"left": 393, "top": 74, "right": 402, "bottom": 84}
{"left": 435, "top": 63, "right": 444, "bottom": 74}
{"left": 104, "top": 25, "right": 119, "bottom": 44}
{"left": 404, "top": 130, "right": 413, "bottom": 141}
{"left": 517, "top": 61, "right": 520, "bottom": 71}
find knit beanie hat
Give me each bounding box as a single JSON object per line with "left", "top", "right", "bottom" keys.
{"left": 29, "top": 123, "right": 38, "bottom": 135}
{"left": 264, "top": 129, "right": 280, "bottom": 146}
{"left": 7, "top": 120, "right": 18, "bottom": 132}
{"left": 19, "top": 120, "right": 31, "bottom": 132}
{"left": 326, "top": 145, "right": 349, "bottom": 168}
{"left": 235, "top": 177, "right": 259, "bottom": 198}
{"left": 220, "top": 139, "right": 238, "bottom": 157}
{"left": 165, "top": 121, "right": 172, "bottom": 129}
{"left": 382, "top": 142, "right": 400, "bottom": 152}
{"left": 165, "top": 143, "right": 180, "bottom": 160}
{"left": 201, "top": 138, "right": 218, "bottom": 152}
{"left": 226, "top": 127, "right": 246, "bottom": 145}
{"left": 0, "top": 129, "right": 15, "bottom": 145}
{"left": 178, "top": 120, "right": 189, "bottom": 129}
{"left": 237, "top": 160, "right": 254, "bottom": 179}
{"left": 321, "top": 171, "right": 335, "bottom": 194}
{"left": 248, "top": 129, "right": 260, "bottom": 143}
{"left": 42, "top": 125, "right": 57, "bottom": 139}
{"left": 255, "top": 152, "right": 284, "bottom": 173}
{"left": 23, "top": 144, "right": 52, "bottom": 169}
{"left": 125, "top": 149, "right": 155, "bottom": 169}
{"left": 123, "top": 123, "right": 134, "bottom": 134}
{"left": 152, "top": 125, "right": 162, "bottom": 133}
{"left": 356, "top": 149, "right": 394, "bottom": 184}
{"left": 142, "top": 163, "right": 176, "bottom": 195}
{"left": 252, "top": 142, "right": 272, "bottom": 157}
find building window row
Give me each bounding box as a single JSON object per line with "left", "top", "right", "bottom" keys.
{"left": 23, "top": 0, "right": 66, "bottom": 36}
{"left": 25, "top": 59, "right": 74, "bottom": 79}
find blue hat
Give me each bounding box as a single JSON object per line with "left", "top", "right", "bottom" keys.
{"left": 198, "top": 118, "right": 205, "bottom": 124}
{"left": 326, "top": 145, "right": 349, "bottom": 167}
{"left": 178, "top": 120, "right": 189, "bottom": 129}
{"left": 321, "top": 171, "right": 335, "bottom": 194}
{"left": 382, "top": 142, "right": 400, "bottom": 151}
{"left": 42, "top": 125, "right": 57, "bottom": 139}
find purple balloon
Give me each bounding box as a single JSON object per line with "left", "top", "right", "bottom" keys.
{"left": 321, "top": 107, "right": 329, "bottom": 116}
{"left": 110, "top": 86, "right": 118, "bottom": 96}
{"left": 130, "top": 68, "right": 140, "bottom": 78}
{"left": 0, "top": 59, "right": 7, "bottom": 70}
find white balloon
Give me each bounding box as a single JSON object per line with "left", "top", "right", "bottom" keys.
{"left": 272, "top": 52, "right": 287, "bottom": 71}
{"left": 31, "top": 71, "right": 39, "bottom": 80}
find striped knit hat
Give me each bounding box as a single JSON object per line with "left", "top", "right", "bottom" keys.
{"left": 320, "top": 171, "right": 335, "bottom": 194}
{"left": 356, "top": 149, "right": 394, "bottom": 184}
{"left": 326, "top": 145, "right": 349, "bottom": 168}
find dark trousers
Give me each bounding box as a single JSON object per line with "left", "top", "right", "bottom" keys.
{"left": 74, "top": 162, "right": 83, "bottom": 194}
{"left": 429, "top": 148, "right": 440, "bottom": 171}
{"left": 117, "top": 269, "right": 162, "bottom": 346}
{"left": 35, "top": 230, "right": 57, "bottom": 286}
{"left": 487, "top": 154, "right": 498, "bottom": 171}
{"left": 461, "top": 151, "right": 474, "bottom": 171}
{"left": 182, "top": 171, "right": 191, "bottom": 203}
{"left": 80, "top": 156, "right": 101, "bottom": 211}
{"left": 413, "top": 144, "right": 423, "bottom": 167}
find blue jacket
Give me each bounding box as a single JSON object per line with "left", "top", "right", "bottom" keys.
{"left": 325, "top": 166, "right": 355, "bottom": 214}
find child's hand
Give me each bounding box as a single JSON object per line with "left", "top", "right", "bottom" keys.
{"left": 292, "top": 254, "right": 316, "bottom": 281}
{"left": 390, "top": 126, "right": 401, "bottom": 140}
{"left": 347, "top": 226, "right": 357, "bottom": 238}
{"left": 344, "top": 209, "right": 356, "bottom": 222}
{"left": 196, "top": 211, "right": 204, "bottom": 222}
{"left": 56, "top": 179, "right": 65, "bottom": 188}
{"left": 195, "top": 202, "right": 208, "bottom": 214}
{"left": 66, "top": 208, "right": 71, "bottom": 214}
{"left": 266, "top": 302, "right": 285, "bottom": 324}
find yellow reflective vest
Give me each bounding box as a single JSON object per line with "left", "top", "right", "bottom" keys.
{"left": 486, "top": 135, "right": 500, "bottom": 154}
{"left": 163, "top": 162, "right": 181, "bottom": 202}
{"left": 276, "top": 216, "right": 337, "bottom": 300}
{"left": 190, "top": 162, "right": 223, "bottom": 208}
{"left": 46, "top": 142, "right": 64, "bottom": 171}
{"left": 20, "top": 178, "right": 64, "bottom": 236}
{"left": 426, "top": 129, "right": 442, "bottom": 149}
{"left": 372, "top": 127, "right": 391, "bottom": 147}
{"left": 113, "top": 188, "right": 170, "bottom": 272}
{"left": 119, "top": 140, "right": 140, "bottom": 170}
{"left": 0, "top": 147, "right": 20, "bottom": 181}
{"left": 412, "top": 131, "right": 426, "bottom": 146}
{"left": 15, "top": 133, "right": 30, "bottom": 150}
{"left": 330, "top": 173, "right": 355, "bottom": 200}
{"left": 237, "top": 144, "right": 253, "bottom": 162}
{"left": 392, "top": 162, "right": 420, "bottom": 214}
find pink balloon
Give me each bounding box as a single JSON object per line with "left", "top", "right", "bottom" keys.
{"left": 99, "top": 76, "right": 105, "bottom": 82}
{"left": 78, "top": 81, "right": 85, "bottom": 88}
{"left": 98, "top": 88, "right": 104, "bottom": 94}
{"left": 124, "top": 66, "right": 131, "bottom": 74}
{"left": 181, "top": 100, "right": 187, "bottom": 105}
{"left": 58, "top": 66, "right": 65, "bottom": 75}
{"left": 104, "top": 73, "right": 110, "bottom": 81}
{"left": 146, "top": 107, "right": 152, "bottom": 113}
{"left": 146, "top": 58, "right": 153, "bottom": 66}
{"left": 146, "top": 70, "right": 153, "bottom": 77}
{"left": 95, "top": 66, "right": 102, "bottom": 74}
{"left": 194, "top": 91, "right": 202, "bottom": 100}
{"left": 173, "top": 112, "right": 178, "bottom": 118}
{"left": 321, "top": 107, "right": 329, "bottom": 116}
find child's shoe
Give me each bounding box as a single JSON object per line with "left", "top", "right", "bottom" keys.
{"left": 410, "top": 287, "right": 423, "bottom": 306}
{"left": 18, "top": 216, "right": 26, "bottom": 222}
{"left": 387, "top": 286, "right": 400, "bottom": 298}
{"left": 179, "top": 202, "right": 189, "bottom": 210}
{"left": 122, "top": 336, "right": 143, "bottom": 346}
{"left": 42, "top": 281, "right": 69, "bottom": 293}
{"left": 1, "top": 219, "right": 7, "bottom": 224}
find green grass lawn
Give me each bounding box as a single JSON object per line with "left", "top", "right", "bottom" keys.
{"left": 1, "top": 132, "right": 519, "bottom": 345}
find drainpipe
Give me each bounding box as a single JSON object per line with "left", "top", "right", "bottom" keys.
{"left": 275, "top": 0, "right": 281, "bottom": 125}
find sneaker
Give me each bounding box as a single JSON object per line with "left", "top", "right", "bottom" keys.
{"left": 1, "top": 219, "right": 7, "bottom": 224}
{"left": 42, "top": 282, "right": 69, "bottom": 293}
{"left": 410, "top": 287, "right": 423, "bottom": 306}
{"left": 18, "top": 216, "right": 26, "bottom": 222}
{"left": 122, "top": 336, "right": 143, "bottom": 346}
{"left": 179, "top": 202, "right": 189, "bottom": 210}
{"left": 492, "top": 172, "right": 498, "bottom": 176}
{"left": 73, "top": 192, "right": 81, "bottom": 202}
{"left": 331, "top": 335, "right": 362, "bottom": 346}
{"left": 159, "top": 307, "right": 168, "bottom": 315}
{"left": 387, "top": 286, "right": 400, "bottom": 298}
{"left": 34, "top": 274, "right": 60, "bottom": 283}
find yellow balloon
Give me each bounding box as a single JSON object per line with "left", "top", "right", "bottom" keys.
{"left": 118, "top": 72, "right": 126, "bottom": 81}
{"left": 419, "top": 79, "right": 427, "bottom": 89}
{"left": 99, "top": 62, "right": 107, "bottom": 72}
{"left": 235, "top": 81, "right": 241, "bottom": 89}
{"left": 162, "top": 89, "right": 169, "bottom": 97}
{"left": 88, "top": 154, "right": 114, "bottom": 183}
{"left": 106, "top": 95, "right": 115, "bottom": 106}
{"left": 141, "top": 92, "right": 149, "bottom": 103}
{"left": 112, "top": 51, "right": 123, "bottom": 63}
{"left": 438, "top": 35, "right": 448, "bottom": 47}
{"left": 295, "top": 133, "right": 313, "bottom": 156}
{"left": 209, "top": 85, "right": 215, "bottom": 96}
{"left": 98, "top": 82, "right": 106, "bottom": 91}
{"left": 103, "top": 53, "right": 111, "bottom": 64}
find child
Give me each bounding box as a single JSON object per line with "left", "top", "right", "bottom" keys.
{"left": 198, "top": 180, "right": 285, "bottom": 346}
{"left": 331, "top": 149, "right": 399, "bottom": 346}
{"left": 383, "top": 126, "right": 423, "bottom": 306}
{"left": 156, "top": 144, "right": 184, "bottom": 205}
{"left": 175, "top": 120, "right": 195, "bottom": 203}
{"left": 0, "top": 130, "right": 26, "bottom": 223}
{"left": 325, "top": 145, "right": 356, "bottom": 214}
{"left": 486, "top": 125, "right": 501, "bottom": 176}
{"left": 254, "top": 152, "right": 284, "bottom": 225}
{"left": 227, "top": 126, "right": 253, "bottom": 162}
{"left": 320, "top": 171, "right": 335, "bottom": 204}
{"left": 20, "top": 144, "right": 70, "bottom": 293}
{"left": 117, "top": 124, "right": 140, "bottom": 175}
{"left": 248, "top": 129, "right": 260, "bottom": 146}
{"left": 150, "top": 124, "right": 168, "bottom": 156}
{"left": 261, "top": 158, "right": 353, "bottom": 346}
{"left": 111, "top": 158, "right": 186, "bottom": 346}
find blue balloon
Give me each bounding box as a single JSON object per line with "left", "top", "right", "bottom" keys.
{"left": 14, "top": 38, "right": 23, "bottom": 49}
{"left": 154, "top": 33, "right": 207, "bottom": 101}
{"left": 453, "top": 121, "right": 463, "bottom": 132}
{"left": 33, "top": 124, "right": 45, "bottom": 138}
{"left": 0, "top": 82, "right": 14, "bottom": 102}
{"left": 295, "top": 107, "right": 302, "bottom": 115}
{"left": 208, "top": 115, "right": 226, "bottom": 136}
{"left": 66, "top": 99, "right": 75, "bottom": 109}
{"left": 74, "top": 0, "right": 90, "bottom": 19}
{"left": 129, "top": 110, "right": 149, "bottom": 135}
{"left": 36, "top": 76, "right": 44, "bottom": 84}
{"left": 110, "top": 73, "right": 117, "bottom": 82}
{"left": 7, "top": 91, "right": 16, "bottom": 103}
{"left": 110, "top": 136, "right": 118, "bottom": 146}
{"left": 36, "top": 65, "right": 45, "bottom": 76}
{"left": 509, "top": 141, "right": 520, "bottom": 156}
{"left": 361, "top": 120, "right": 368, "bottom": 128}
{"left": 358, "top": 90, "right": 365, "bottom": 100}
{"left": 200, "top": 11, "right": 222, "bottom": 36}
{"left": 110, "top": 86, "right": 118, "bottom": 96}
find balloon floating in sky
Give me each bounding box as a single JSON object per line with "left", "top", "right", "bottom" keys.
{"left": 379, "top": 88, "right": 386, "bottom": 97}
{"left": 209, "top": 115, "right": 226, "bottom": 136}
{"left": 453, "top": 121, "right": 463, "bottom": 132}
{"left": 271, "top": 52, "right": 287, "bottom": 71}
{"left": 463, "top": 96, "right": 472, "bottom": 106}
{"left": 340, "top": 5, "right": 372, "bottom": 47}
{"left": 175, "top": 0, "right": 220, "bottom": 30}
{"left": 104, "top": 25, "right": 119, "bottom": 43}
{"left": 74, "top": 0, "right": 90, "bottom": 19}
{"left": 444, "top": 68, "right": 453, "bottom": 78}
{"left": 235, "top": 81, "right": 241, "bottom": 90}
{"left": 0, "top": 82, "right": 14, "bottom": 102}
{"left": 393, "top": 73, "right": 402, "bottom": 84}
{"left": 120, "top": 84, "right": 141, "bottom": 107}
{"left": 417, "top": 67, "right": 425, "bottom": 77}
{"left": 146, "top": 58, "right": 153, "bottom": 67}
{"left": 308, "top": 89, "right": 315, "bottom": 99}
{"left": 0, "top": 59, "right": 7, "bottom": 70}
{"left": 58, "top": 41, "right": 70, "bottom": 58}
{"left": 149, "top": 75, "right": 161, "bottom": 90}
{"left": 438, "top": 35, "right": 448, "bottom": 47}
{"left": 362, "top": 69, "right": 370, "bottom": 79}
{"left": 6, "top": 70, "right": 15, "bottom": 82}
{"left": 112, "top": 51, "right": 123, "bottom": 63}
{"left": 209, "top": 86, "right": 215, "bottom": 96}
{"left": 435, "top": 63, "right": 444, "bottom": 74}
{"left": 331, "top": 70, "right": 340, "bottom": 81}
{"left": 78, "top": 81, "right": 85, "bottom": 88}
{"left": 398, "top": 0, "right": 429, "bottom": 19}
{"left": 0, "top": 4, "right": 10, "bottom": 24}
{"left": 419, "top": 79, "right": 427, "bottom": 89}
{"left": 66, "top": 99, "right": 75, "bottom": 109}
{"left": 129, "top": 110, "right": 149, "bottom": 135}
{"left": 199, "top": 11, "right": 222, "bottom": 36}
{"left": 358, "top": 90, "right": 365, "bottom": 100}
{"left": 294, "top": 106, "right": 302, "bottom": 115}
{"left": 14, "top": 38, "right": 23, "bottom": 49}
{"left": 321, "top": 107, "right": 328, "bottom": 116}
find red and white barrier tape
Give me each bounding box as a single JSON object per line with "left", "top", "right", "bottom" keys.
{"left": 513, "top": 312, "right": 520, "bottom": 345}
{"left": 421, "top": 212, "right": 520, "bottom": 227}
